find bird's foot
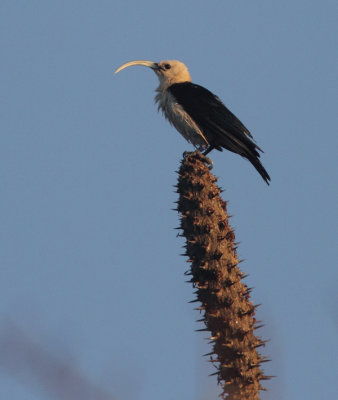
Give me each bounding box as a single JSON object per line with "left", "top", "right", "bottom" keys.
{"left": 182, "top": 149, "right": 213, "bottom": 169}
{"left": 182, "top": 151, "right": 193, "bottom": 159}
{"left": 196, "top": 150, "right": 214, "bottom": 170}
{"left": 203, "top": 155, "right": 214, "bottom": 170}
{"left": 200, "top": 146, "right": 214, "bottom": 169}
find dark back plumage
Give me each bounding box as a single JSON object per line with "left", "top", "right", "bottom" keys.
{"left": 168, "top": 82, "right": 271, "bottom": 184}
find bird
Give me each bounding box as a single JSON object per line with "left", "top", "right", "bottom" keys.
{"left": 114, "top": 59, "right": 270, "bottom": 184}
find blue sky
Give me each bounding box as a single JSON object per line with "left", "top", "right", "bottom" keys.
{"left": 1, "top": 1, "right": 337, "bottom": 399}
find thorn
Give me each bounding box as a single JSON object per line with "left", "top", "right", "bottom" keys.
{"left": 195, "top": 328, "right": 209, "bottom": 332}
{"left": 213, "top": 251, "right": 223, "bottom": 260}
{"left": 237, "top": 329, "right": 250, "bottom": 337}
{"left": 254, "top": 342, "right": 266, "bottom": 349}
{"left": 207, "top": 358, "right": 220, "bottom": 363}
{"left": 206, "top": 207, "right": 214, "bottom": 216}
{"left": 208, "top": 191, "right": 218, "bottom": 199}
{"left": 206, "top": 312, "right": 219, "bottom": 318}
{"left": 261, "top": 375, "right": 275, "bottom": 380}
{"left": 188, "top": 299, "right": 200, "bottom": 303}
{"left": 227, "top": 263, "right": 237, "bottom": 271}
{"left": 220, "top": 364, "right": 233, "bottom": 369}
{"left": 197, "top": 283, "right": 208, "bottom": 289}
{"left": 206, "top": 335, "right": 218, "bottom": 340}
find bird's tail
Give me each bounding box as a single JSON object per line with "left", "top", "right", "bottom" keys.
{"left": 248, "top": 155, "right": 271, "bottom": 185}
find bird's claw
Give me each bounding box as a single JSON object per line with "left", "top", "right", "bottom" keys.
{"left": 182, "top": 151, "right": 193, "bottom": 159}
{"left": 182, "top": 150, "right": 213, "bottom": 169}
{"left": 203, "top": 156, "right": 214, "bottom": 170}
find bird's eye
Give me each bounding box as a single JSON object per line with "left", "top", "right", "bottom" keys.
{"left": 164, "top": 64, "right": 171, "bottom": 70}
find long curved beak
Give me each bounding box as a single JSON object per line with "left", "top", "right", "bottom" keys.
{"left": 114, "top": 60, "right": 159, "bottom": 74}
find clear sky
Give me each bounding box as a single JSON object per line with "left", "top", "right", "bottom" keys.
{"left": 1, "top": 1, "right": 337, "bottom": 399}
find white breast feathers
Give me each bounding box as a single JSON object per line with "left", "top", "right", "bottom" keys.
{"left": 155, "top": 90, "right": 208, "bottom": 149}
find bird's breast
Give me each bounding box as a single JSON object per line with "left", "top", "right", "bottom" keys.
{"left": 154, "top": 89, "right": 208, "bottom": 148}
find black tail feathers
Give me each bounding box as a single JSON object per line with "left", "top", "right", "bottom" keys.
{"left": 249, "top": 156, "right": 271, "bottom": 185}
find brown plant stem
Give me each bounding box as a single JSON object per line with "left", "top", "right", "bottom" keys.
{"left": 176, "top": 151, "right": 270, "bottom": 400}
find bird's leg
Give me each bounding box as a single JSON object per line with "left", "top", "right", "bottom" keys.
{"left": 192, "top": 149, "right": 213, "bottom": 170}
{"left": 198, "top": 146, "right": 214, "bottom": 169}
{"left": 202, "top": 145, "right": 214, "bottom": 156}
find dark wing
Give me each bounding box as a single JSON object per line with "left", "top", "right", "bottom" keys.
{"left": 168, "top": 82, "right": 270, "bottom": 184}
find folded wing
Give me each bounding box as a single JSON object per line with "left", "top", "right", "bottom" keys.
{"left": 168, "top": 82, "right": 270, "bottom": 184}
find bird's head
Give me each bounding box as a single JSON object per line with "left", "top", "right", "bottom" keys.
{"left": 115, "top": 59, "right": 191, "bottom": 90}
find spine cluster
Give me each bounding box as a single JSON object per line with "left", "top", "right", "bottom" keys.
{"left": 176, "top": 151, "right": 270, "bottom": 400}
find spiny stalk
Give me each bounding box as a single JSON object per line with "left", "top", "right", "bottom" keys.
{"left": 175, "top": 151, "right": 270, "bottom": 400}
